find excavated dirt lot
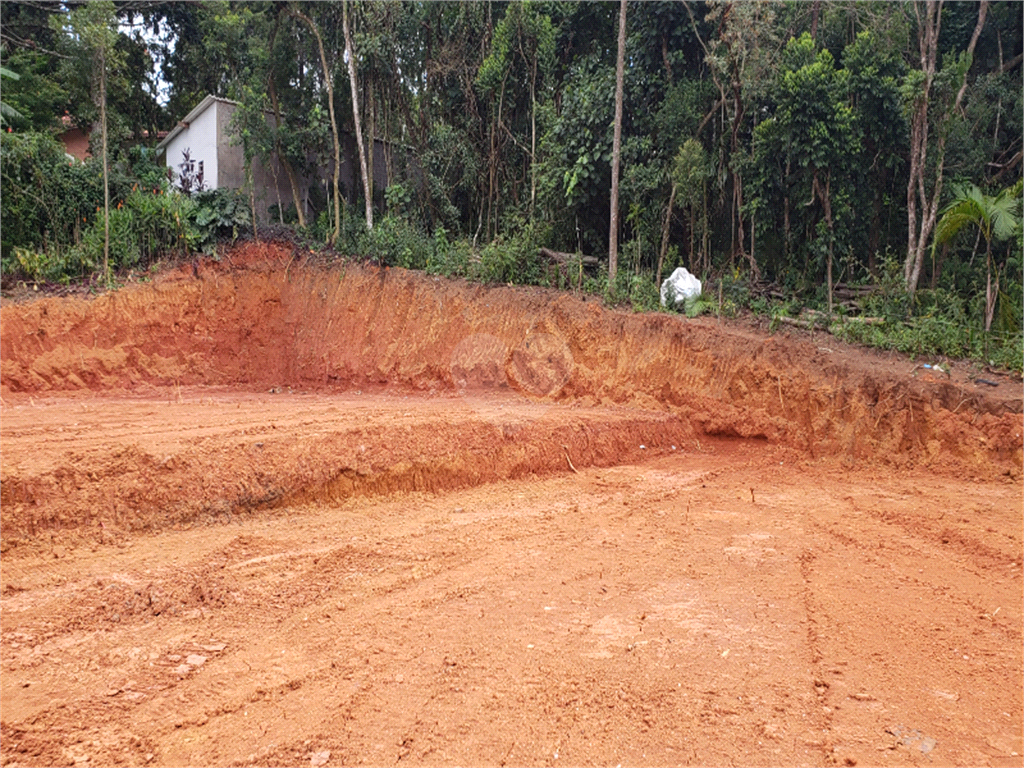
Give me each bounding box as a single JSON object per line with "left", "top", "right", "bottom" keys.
{"left": 1, "top": 242, "right": 1022, "bottom": 767}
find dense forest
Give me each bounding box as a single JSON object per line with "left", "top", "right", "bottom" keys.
{"left": 1, "top": 1, "right": 1022, "bottom": 369}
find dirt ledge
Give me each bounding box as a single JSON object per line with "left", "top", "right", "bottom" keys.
{"left": 1, "top": 241, "right": 1021, "bottom": 476}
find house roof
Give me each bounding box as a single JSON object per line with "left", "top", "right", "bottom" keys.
{"left": 156, "top": 95, "right": 239, "bottom": 152}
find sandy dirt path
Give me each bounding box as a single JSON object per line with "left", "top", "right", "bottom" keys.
{"left": 1, "top": 391, "right": 1021, "bottom": 768}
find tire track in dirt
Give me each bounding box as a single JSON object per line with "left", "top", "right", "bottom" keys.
{"left": 1, "top": 452, "right": 1020, "bottom": 766}
{"left": 788, "top": 482, "right": 1023, "bottom": 767}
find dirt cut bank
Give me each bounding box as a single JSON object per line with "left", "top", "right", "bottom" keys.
{"left": 3, "top": 242, "right": 1020, "bottom": 476}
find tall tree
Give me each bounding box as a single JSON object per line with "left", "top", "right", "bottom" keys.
{"left": 288, "top": 4, "right": 343, "bottom": 244}
{"left": 844, "top": 28, "right": 907, "bottom": 275}
{"left": 343, "top": 0, "right": 372, "bottom": 231}
{"left": 476, "top": 2, "right": 555, "bottom": 222}
{"left": 904, "top": 0, "right": 988, "bottom": 297}
{"left": 265, "top": 7, "right": 306, "bottom": 228}
{"left": 59, "top": 2, "right": 120, "bottom": 279}
{"left": 608, "top": 0, "right": 627, "bottom": 293}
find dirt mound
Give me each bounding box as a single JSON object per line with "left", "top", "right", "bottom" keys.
{"left": 2, "top": 241, "right": 1021, "bottom": 475}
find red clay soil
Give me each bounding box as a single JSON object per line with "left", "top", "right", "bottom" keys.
{"left": 1, "top": 241, "right": 1022, "bottom": 767}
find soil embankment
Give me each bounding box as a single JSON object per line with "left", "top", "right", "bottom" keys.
{"left": 3, "top": 242, "right": 1020, "bottom": 474}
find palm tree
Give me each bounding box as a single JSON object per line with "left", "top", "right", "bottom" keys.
{"left": 933, "top": 181, "right": 1022, "bottom": 332}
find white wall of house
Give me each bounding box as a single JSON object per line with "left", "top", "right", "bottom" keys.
{"left": 164, "top": 100, "right": 219, "bottom": 191}
{"left": 159, "top": 93, "right": 402, "bottom": 223}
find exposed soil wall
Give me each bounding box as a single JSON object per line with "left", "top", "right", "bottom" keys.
{"left": 2, "top": 242, "right": 1021, "bottom": 474}
{"left": 0, "top": 395, "right": 691, "bottom": 539}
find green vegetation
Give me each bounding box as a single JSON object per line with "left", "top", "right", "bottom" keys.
{"left": 1, "top": 1, "right": 1020, "bottom": 371}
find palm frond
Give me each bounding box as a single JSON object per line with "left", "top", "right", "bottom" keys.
{"left": 0, "top": 100, "right": 24, "bottom": 124}
{"left": 934, "top": 198, "right": 984, "bottom": 246}
{"left": 990, "top": 182, "right": 1023, "bottom": 243}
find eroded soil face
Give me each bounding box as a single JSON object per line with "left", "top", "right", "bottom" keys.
{"left": 1, "top": 243, "right": 1022, "bottom": 767}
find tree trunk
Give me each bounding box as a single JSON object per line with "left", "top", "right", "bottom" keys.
{"left": 689, "top": 200, "right": 696, "bottom": 273}
{"left": 868, "top": 164, "right": 886, "bottom": 275}
{"left": 268, "top": 15, "right": 306, "bottom": 228}
{"left": 984, "top": 246, "right": 998, "bottom": 332}
{"left": 701, "top": 178, "right": 710, "bottom": 274}
{"left": 608, "top": 0, "right": 627, "bottom": 294}
{"left": 530, "top": 53, "right": 538, "bottom": 219}
{"left": 905, "top": 0, "right": 987, "bottom": 297}
{"left": 367, "top": 75, "right": 375, "bottom": 220}
{"left": 100, "top": 47, "right": 109, "bottom": 279}
{"left": 729, "top": 76, "right": 746, "bottom": 262}
{"left": 343, "top": 0, "right": 373, "bottom": 231}
{"left": 783, "top": 158, "right": 791, "bottom": 262}
{"left": 268, "top": 153, "right": 284, "bottom": 225}
{"left": 248, "top": 163, "right": 259, "bottom": 243}
{"left": 904, "top": 1, "right": 939, "bottom": 295}
{"left": 290, "top": 5, "right": 343, "bottom": 243}
{"left": 813, "top": 171, "right": 835, "bottom": 315}
{"left": 268, "top": 77, "right": 306, "bottom": 228}
{"left": 657, "top": 182, "right": 677, "bottom": 288}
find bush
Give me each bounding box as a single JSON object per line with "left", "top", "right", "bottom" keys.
{"left": 626, "top": 272, "right": 662, "bottom": 312}
{"left": 831, "top": 293, "right": 1022, "bottom": 372}
{"left": 11, "top": 245, "right": 91, "bottom": 283}
{"left": 426, "top": 226, "right": 472, "bottom": 278}
{"left": 191, "top": 188, "right": 250, "bottom": 253}
{"left": 0, "top": 131, "right": 102, "bottom": 261}
{"left": 475, "top": 220, "right": 547, "bottom": 285}
{"left": 70, "top": 189, "right": 200, "bottom": 271}
{"left": 356, "top": 215, "right": 433, "bottom": 269}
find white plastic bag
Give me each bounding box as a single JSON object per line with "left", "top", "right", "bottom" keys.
{"left": 660, "top": 267, "right": 702, "bottom": 307}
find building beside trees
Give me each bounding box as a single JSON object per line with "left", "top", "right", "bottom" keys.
{"left": 156, "top": 95, "right": 395, "bottom": 225}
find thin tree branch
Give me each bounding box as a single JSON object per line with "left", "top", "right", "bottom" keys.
{"left": 953, "top": 0, "right": 988, "bottom": 114}
{"left": 0, "top": 30, "right": 71, "bottom": 59}
{"left": 998, "top": 51, "right": 1023, "bottom": 74}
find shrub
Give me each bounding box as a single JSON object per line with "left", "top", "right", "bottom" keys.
{"left": 0, "top": 131, "right": 102, "bottom": 261}
{"left": 426, "top": 226, "right": 472, "bottom": 278}
{"left": 191, "top": 188, "right": 250, "bottom": 253}
{"left": 356, "top": 215, "right": 433, "bottom": 269}
{"left": 626, "top": 272, "right": 662, "bottom": 312}
{"left": 474, "top": 220, "right": 547, "bottom": 285}
{"left": 12, "top": 246, "right": 90, "bottom": 282}
{"left": 70, "top": 189, "right": 200, "bottom": 271}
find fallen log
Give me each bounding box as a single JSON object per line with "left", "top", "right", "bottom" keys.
{"left": 834, "top": 283, "right": 878, "bottom": 296}
{"left": 778, "top": 316, "right": 815, "bottom": 329}
{"left": 778, "top": 312, "right": 886, "bottom": 331}
{"left": 539, "top": 247, "right": 600, "bottom": 267}
{"left": 803, "top": 309, "right": 885, "bottom": 325}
